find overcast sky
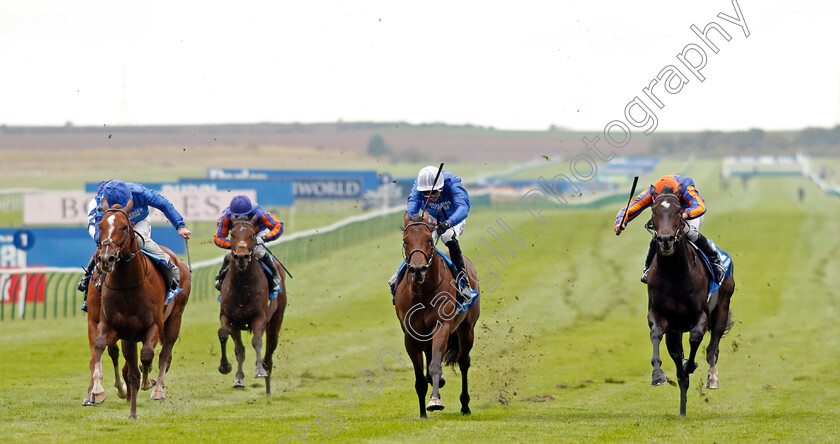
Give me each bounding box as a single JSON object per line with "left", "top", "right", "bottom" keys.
{"left": 0, "top": 1, "right": 836, "bottom": 132}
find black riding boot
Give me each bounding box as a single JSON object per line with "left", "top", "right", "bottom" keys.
{"left": 261, "top": 255, "right": 282, "bottom": 292}
{"left": 78, "top": 255, "right": 96, "bottom": 292}
{"left": 445, "top": 239, "right": 472, "bottom": 303}
{"left": 215, "top": 255, "right": 230, "bottom": 291}
{"left": 695, "top": 234, "right": 725, "bottom": 284}
{"left": 166, "top": 260, "right": 181, "bottom": 291}
{"left": 641, "top": 239, "right": 656, "bottom": 284}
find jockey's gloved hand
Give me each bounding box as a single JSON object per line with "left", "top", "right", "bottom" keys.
{"left": 436, "top": 221, "right": 451, "bottom": 235}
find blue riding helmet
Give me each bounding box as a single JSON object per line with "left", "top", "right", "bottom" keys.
{"left": 101, "top": 180, "right": 131, "bottom": 208}
{"left": 96, "top": 180, "right": 113, "bottom": 194}
{"left": 229, "top": 195, "right": 254, "bottom": 216}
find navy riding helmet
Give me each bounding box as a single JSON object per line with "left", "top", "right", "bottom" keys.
{"left": 102, "top": 180, "right": 131, "bottom": 207}
{"left": 230, "top": 195, "right": 254, "bottom": 216}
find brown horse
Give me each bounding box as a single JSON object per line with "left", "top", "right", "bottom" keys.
{"left": 217, "top": 216, "right": 286, "bottom": 395}
{"left": 84, "top": 199, "right": 191, "bottom": 419}
{"left": 646, "top": 189, "right": 735, "bottom": 417}
{"left": 395, "top": 212, "right": 480, "bottom": 418}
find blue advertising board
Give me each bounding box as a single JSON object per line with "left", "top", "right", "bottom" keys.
{"left": 206, "top": 168, "right": 380, "bottom": 199}
{"left": 85, "top": 181, "right": 294, "bottom": 207}
{"left": 0, "top": 228, "right": 185, "bottom": 268}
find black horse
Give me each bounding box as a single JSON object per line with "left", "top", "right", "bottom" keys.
{"left": 646, "top": 187, "right": 735, "bottom": 417}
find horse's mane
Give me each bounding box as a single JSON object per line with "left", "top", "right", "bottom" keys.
{"left": 408, "top": 214, "right": 425, "bottom": 223}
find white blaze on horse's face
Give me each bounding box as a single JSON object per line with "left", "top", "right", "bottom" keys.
{"left": 106, "top": 214, "right": 117, "bottom": 240}
{"left": 659, "top": 200, "right": 671, "bottom": 210}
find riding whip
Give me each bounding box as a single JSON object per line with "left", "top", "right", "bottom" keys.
{"left": 184, "top": 238, "right": 192, "bottom": 271}
{"left": 421, "top": 163, "right": 445, "bottom": 217}
{"left": 617, "top": 176, "right": 640, "bottom": 235}
{"left": 262, "top": 243, "right": 293, "bottom": 279}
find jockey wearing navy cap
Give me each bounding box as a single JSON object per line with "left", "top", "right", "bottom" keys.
{"left": 78, "top": 180, "right": 191, "bottom": 311}
{"left": 213, "top": 195, "right": 285, "bottom": 293}
{"left": 389, "top": 166, "right": 473, "bottom": 303}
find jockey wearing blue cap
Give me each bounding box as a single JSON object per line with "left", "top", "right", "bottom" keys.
{"left": 78, "top": 180, "right": 191, "bottom": 310}
{"left": 213, "top": 195, "right": 285, "bottom": 292}
{"left": 388, "top": 166, "right": 473, "bottom": 303}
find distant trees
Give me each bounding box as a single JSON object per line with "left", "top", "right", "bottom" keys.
{"left": 367, "top": 134, "right": 389, "bottom": 157}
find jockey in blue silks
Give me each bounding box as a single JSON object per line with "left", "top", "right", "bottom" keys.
{"left": 389, "top": 166, "right": 473, "bottom": 303}
{"left": 78, "top": 180, "right": 191, "bottom": 311}
{"left": 213, "top": 194, "right": 285, "bottom": 293}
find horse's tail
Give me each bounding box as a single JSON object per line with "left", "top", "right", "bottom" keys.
{"left": 442, "top": 332, "right": 459, "bottom": 368}
{"left": 723, "top": 310, "right": 734, "bottom": 336}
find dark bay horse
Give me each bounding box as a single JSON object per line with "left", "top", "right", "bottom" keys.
{"left": 85, "top": 199, "right": 191, "bottom": 419}
{"left": 646, "top": 188, "right": 735, "bottom": 417}
{"left": 395, "top": 212, "right": 480, "bottom": 418}
{"left": 218, "top": 216, "right": 286, "bottom": 395}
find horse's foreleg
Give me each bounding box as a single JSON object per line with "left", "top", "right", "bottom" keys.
{"left": 108, "top": 344, "right": 127, "bottom": 399}
{"left": 121, "top": 340, "right": 140, "bottom": 420}
{"left": 426, "top": 326, "right": 449, "bottom": 412}
{"left": 649, "top": 313, "right": 668, "bottom": 386}
{"left": 252, "top": 318, "right": 268, "bottom": 379}
{"left": 457, "top": 327, "right": 475, "bottom": 415}
{"left": 685, "top": 312, "right": 707, "bottom": 375}
{"left": 90, "top": 325, "right": 117, "bottom": 405}
{"left": 139, "top": 324, "right": 159, "bottom": 391}
{"left": 404, "top": 337, "right": 428, "bottom": 419}
{"left": 231, "top": 329, "right": 246, "bottom": 388}
{"left": 665, "top": 332, "right": 688, "bottom": 417}
{"left": 218, "top": 315, "right": 232, "bottom": 375}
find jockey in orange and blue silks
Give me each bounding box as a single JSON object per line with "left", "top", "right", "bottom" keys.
{"left": 614, "top": 175, "right": 725, "bottom": 284}
{"left": 213, "top": 194, "right": 284, "bottom": 293}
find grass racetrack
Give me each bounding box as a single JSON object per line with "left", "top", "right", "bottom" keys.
{"left": 1, "top": 161, "right": 839, "bottom": 442}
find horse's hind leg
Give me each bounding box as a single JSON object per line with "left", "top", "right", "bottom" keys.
{"left": 457, "top": 326, "right": 475, "bottom": 415}
{"left": 252, "top": 318, "right": 268, "bottom": 379}
{"left": 684, "top": 312, "right": 708, "bottom": 375}
{"left": 706, "top": 291, "right": 732, "bottom": 389}
{"left": 231, "top": 329, "right": 246, "bottom": 388}
{"left": 648, "top": 312, "right": 668, "bottom": 386}
{"left": 139, "top": 324, "right": 160, "bottom": 391}
{"left": 108, "top": 344, "right": 127, "bottom": 399}
{"left": 121, "top": 340, "right": 141, "bottom": 420}
{"left": 263, "top": 301, "right": 285, "bottom": 396}
{"left": 152, "top": 313, "right": 183, "bottom": 400}
{"left": 665, "top": 332, "right": 689, "bottom": 417}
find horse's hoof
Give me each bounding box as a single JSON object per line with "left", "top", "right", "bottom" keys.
{"left": 427, "top": 397, "right": 444, "bottom": 411}
{"left": 116, "top": 383, "right": 127, "bottom": 399}
{"left": 651, "top": 371, "right": 667, "bottom": 386}
{"left": 151, "top": 387, "right": 166, "bottom": 400}
{"left": 82, "top": 397, "right": 95, "bottom": 406}
{"left": 255, "top": 368, "right": 268, "bottom": 378}
{"left": 219, "top": 363, "right": 232, "bottom": 375}
{"left": 90, "top": 391, "right": 106, "bottom": 405}
{"left": 461, "top": 407, "right": 471, "bottom": 415}
{"left": 682, "top": 359, "right": 698, "bottom": 374}
{"left": 233, "top": 379, "right": 246, "bottom": 388}
{"left": 706, "top": 378, "right": 720, "bottom": 389}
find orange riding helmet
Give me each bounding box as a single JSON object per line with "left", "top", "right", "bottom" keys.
{"left": 652, "top": 176, "right": 681, "bottom": 195}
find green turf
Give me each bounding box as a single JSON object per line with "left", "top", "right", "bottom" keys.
{"left": 1, "top": 161, "right": 839, "bottom": 443}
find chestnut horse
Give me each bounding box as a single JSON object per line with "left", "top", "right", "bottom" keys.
{"left": 646, "top": 189, "right": 735, "bottom": 417}
{"left": 395, "top": 212, "right": 480, "bottom": 418}
{"left": 84, "top": 199, "right": 191, "bottom": 419}
{"left": 217, "top": 216, "right": 286, "bottom": 395}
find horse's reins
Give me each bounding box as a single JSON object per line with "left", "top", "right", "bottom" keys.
{"left": 402, "top": 221, "right": 446, "bottom": 295}
{"left": 98, "top": 207, "right": 149, "bottom": 291}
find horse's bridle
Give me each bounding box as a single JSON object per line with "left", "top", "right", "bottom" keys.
{"left": 98, "top": 207, "right": 148, "bottom": 291}
{"left": 98, "top": 208, "right": 141, "bottom": 263}
{"left": 645, "top": 194, "right": 688, "bottom": 242}
{"left": 231, "top": 218, "right": 257, "bottom": 260}
{"left": 403, "top": 221, "right": 435, "bottom": 269}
